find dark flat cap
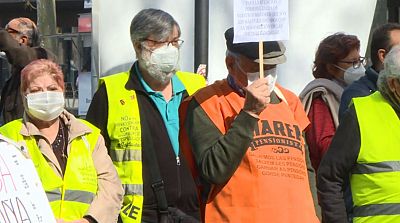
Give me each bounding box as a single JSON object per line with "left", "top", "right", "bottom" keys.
{"left": 225, "top": 27, "right": 286, "bottom": 65}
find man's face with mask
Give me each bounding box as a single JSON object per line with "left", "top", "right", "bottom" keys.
{"left": 230, "top": 54, "right": 277, "bottom": 90}
{"left": 137, "top": 26, "right": 182, "bottom": 85}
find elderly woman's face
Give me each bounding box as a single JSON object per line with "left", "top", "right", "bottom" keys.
{"left": 25, "top": 74, "right": 63, "bottom": 95}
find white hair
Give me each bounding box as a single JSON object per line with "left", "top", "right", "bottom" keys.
{"left": 377, "top": 44, "right": 400, "bottom": 111}
{"left": 378, "top": 44, "right": 400, "bottom": 91}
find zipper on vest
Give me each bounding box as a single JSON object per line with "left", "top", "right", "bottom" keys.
{"left": 176, "top": 156, "right": 181, "bottom": 166}
{"left": 176, "top": 161, "right": 182, "bottom": 199}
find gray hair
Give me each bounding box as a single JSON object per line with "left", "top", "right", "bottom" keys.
{"left": 378, "top": 44, "right": 400, "bottom": 110}
{"left": 226, "top": 50, "right": 238, "bottom": 58}
{"left": 130, "top": 8, "right": 181, "bottom": 45}
{"left": 226, "top": 50, "right": 246, "bottom": 62}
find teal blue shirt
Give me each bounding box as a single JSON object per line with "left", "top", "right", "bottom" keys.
{"left": 135, "top": 64, "right": 185, "bottom": 156}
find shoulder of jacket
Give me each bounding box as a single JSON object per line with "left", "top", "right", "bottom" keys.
{"left": 99, "top": 71, "right": 130, "bottom": 89}
{"left": 100, "top": 71, "right": 130, "bottom": 82}
{"left": 276, "top": 84, "right": 298, "bottom": 100}
{"left": 193, "top": 81, "right": 220, "bottom": 99}
{"left": 0, "top": 119, "right": 23, "bottom": 132}
{"left": 77, "top": 119, "right": 101, "bottom": 135}
{"left": 0, "top": 134, "right": 22, "bottom": 148}
{"left": 346, "top": 79, "right": 374, "bottom": 94}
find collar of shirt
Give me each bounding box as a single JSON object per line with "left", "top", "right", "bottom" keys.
{"left": 135, "top": 63, "right": 185, "bottom": 97}
{"left": 366, "top": 66, "right": 379, "bottom": 87}
{"left": 227, "top": 74, "right": 245, "bottom": 97}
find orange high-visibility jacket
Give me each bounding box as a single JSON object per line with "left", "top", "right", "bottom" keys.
{"left": 181, "top": 80, "right": 319, "bottom": 223}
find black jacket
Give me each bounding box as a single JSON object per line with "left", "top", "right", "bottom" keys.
{"left": 318, "top": 102, "right": 400, "bottom": 222}
{"left": 86, "top": 62, "right": 200, "bottom": 222}
{"left": 0, "top": 29, "right": 55, "bottom": 124}
{"left": 338, "top": 67, "right": 379, "bottom": 121}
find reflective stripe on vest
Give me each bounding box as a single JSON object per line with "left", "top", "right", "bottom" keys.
{"left": 110, "top": 148, "right": 142, "bottom": 162}
{"left": 101, "top": 70, "right": 205, "bottom": 223}
{"left": 0, "top": 119, "right": 99, "bottom": 221}
{"left": 64, "top": 189, "right": 96, "bottom": 203}
{"left": 352, "top": 161, "right": 400, "bottom": 174}
{"left": 47, "top": 189, "right": 62, "bottom": 202}
{"left": 354, "top": 203, "right": 400, "bottom": 217}
{"left": 351, "top": 91, "right": 400, "bottom": 223}
{"left": 46, "top": 188, "right": 94, "bottom": 203}
{"left": 123, "top": 184, "right": 144, "bottom": 196}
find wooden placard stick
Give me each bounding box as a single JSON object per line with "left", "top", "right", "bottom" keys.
{"left": 259, "top": 41, "right": 264, "bottom": 79}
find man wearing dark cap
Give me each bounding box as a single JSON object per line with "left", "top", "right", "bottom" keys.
{"left": 0, "top": 17, "right": 55, "bottom": 124}
{"left": 180, "top": 27, "right": 321, "bottom": 223}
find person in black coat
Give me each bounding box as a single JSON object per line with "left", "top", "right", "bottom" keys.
{"left": 0, "top": 18, "right": 56, "bottom": 124}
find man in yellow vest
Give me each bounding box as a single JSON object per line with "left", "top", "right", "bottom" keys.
{"left": 180, "top": 27, "right": 321, "bottom": 223}
{"left": 86, "top": 8, "right": 205, "bottom": 223}
{"left": 318, "top": 45, "right": 400, "bottom": 223}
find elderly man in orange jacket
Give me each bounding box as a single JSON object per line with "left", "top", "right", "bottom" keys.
{"left": 180, "top": 27, "right": 321, "bottom": 223}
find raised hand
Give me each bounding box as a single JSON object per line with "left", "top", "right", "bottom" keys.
{"left": 243, "top": 78, "right": 271, "bottom": 118}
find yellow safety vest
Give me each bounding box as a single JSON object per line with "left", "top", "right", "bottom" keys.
{"left": 101, "top": 70, "right": 205, "bottom": 222}
{"left": 351, "top": 91, "right": 400, "bottom": 223}
{"left": 0, "top": 119, "right": 99, "bottom": 221}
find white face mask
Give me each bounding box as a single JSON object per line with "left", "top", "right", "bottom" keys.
{"left": 26, "top": 91, "right": 65, "bottom": 121}
{"left": 334, "top": 65, "right": 365, "bottom": 85}
{"left": 246, "top": 67, "right": 278, "bottom": 92}
{"left": 141, "top": 44, "right": 180, "bottom": 84}
{"left": 150, "top": 44, "right": 180, "bottom": 72}
{"left": 344, "top": 66, "right": 365, "bottom": 85}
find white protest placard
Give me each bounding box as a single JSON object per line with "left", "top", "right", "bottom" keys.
{"left": 0, "top": 139, "right": 56, "bottom": 223}
{"left": 234, "top": 0, "right": 289, "bottom": 43}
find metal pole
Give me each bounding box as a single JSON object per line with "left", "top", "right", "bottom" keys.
{"left": 37, "top": 0, "right": 58, "bottom": 53}
{"left": 366, "top": 0, "right": 388, "bottom": 62}
{"left": 194, "top": 0, "right": 209, "bottom": 78}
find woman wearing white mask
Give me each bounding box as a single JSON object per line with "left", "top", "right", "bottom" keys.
{"left": 299, "top": 33, "right": 365, "bottom": 172}
{"left": 0, "top": 59, "right": 123, "bottom": 223}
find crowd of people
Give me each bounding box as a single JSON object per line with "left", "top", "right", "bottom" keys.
{"left": 0, "top": 7, "right": 399, "bottom": 223}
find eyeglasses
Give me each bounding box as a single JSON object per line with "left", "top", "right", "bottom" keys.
{"left": 143, "top": 39, "right": 184, "bottom": 48}
{"left": 338, "top": 57, "right": 367, "bottom": 69}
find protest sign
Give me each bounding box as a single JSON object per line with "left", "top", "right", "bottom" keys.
{"left": 234, "top": 0, "right": 289, "bottom": 78}
{"left": 0, "top": 140, "right": 56, "bottom": 223}
{"left": 234, "top": 0, "right": 289, "bottom": 43}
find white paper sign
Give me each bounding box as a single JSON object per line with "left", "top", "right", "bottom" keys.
{"left": 0, "top": 140, "right": 56, "bottom": 223}
{"left": 234, "top": 0, "right": 289, "bottom": 43}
